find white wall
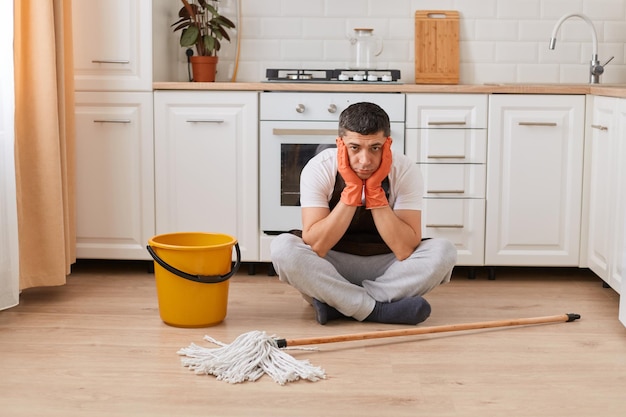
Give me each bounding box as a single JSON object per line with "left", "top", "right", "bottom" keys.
{"left": 154, "top": 0, "right": 626, "bottom": 84}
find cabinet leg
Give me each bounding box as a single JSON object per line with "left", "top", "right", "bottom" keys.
{"left": 602, "top": 281, "right": 611, "bottom": 289}
{"left": 146, "top": 261, "right": 154, "bottom": 274}
{"left": 268, "top": 263, "right": 276, "bottom": 276}
{"left": 247, "top": 263, "right": 256, "bottom": 275}
{"left": 487, "top": 267, "right": 496, "bottom": 280}
{"left": 467, "top": 267, "right": 476, "bottom": 280}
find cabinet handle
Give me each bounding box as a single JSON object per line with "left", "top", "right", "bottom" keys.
{"left": 427, "top": 155, "right": 466, "bottom": 159}
{"left": 91, "top": 59, "right": 130, "bottom": 64}
{"left": 427, "top": 121, "right": 467, "bottom": 126}
{"left": 426, "top": 224, "right": 464, "bottom": 228}
{"left": 591, "top": 124, "right": 608, "bottom": 131}
{"left": 518, "top": 122, "right": 557, "bottom": 127}
{"left": 186, "top": 119, "right": 225, "bottom": 123}
{"left": 93, "top": 119, "right": 131, "bottom": 124}
{"left": 427, "top": 189, "right": 465, "bottom": 194}
{"left": 272, "top": 128, "right": 337, "bottom": 136}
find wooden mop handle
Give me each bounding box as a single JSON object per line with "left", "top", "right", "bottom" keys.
{"left": 276, "top": 313, "right": 580, "bottom": 348}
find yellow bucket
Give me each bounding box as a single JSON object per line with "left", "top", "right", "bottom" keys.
{"left": 147, "top": 232, "right": 240, "bottom": 328}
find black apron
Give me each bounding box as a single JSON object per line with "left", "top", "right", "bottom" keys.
{"left": 289, "top": 174, "right": 392, "bottom": 256}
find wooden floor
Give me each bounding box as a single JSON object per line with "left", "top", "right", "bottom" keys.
{"left": 1, "top": 261, "right": 625, "bottom": 417}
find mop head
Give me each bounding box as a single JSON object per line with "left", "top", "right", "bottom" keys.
{"left": 177, "top": 330, "right": 326, "bottom": 385}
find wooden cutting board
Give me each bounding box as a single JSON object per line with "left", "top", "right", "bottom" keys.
{"left": 414, "top": 10, "right": 459, "bottom": 84}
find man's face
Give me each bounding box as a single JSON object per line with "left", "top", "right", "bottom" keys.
{"left": 340, "top": 130, "right": 389, "bottom": 180}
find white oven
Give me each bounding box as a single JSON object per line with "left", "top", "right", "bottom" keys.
{"left": 259, "top": 92, "right": 406, "bottom": 234}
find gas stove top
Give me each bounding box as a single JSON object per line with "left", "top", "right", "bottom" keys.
{"left": 265, "top": 68, "right": 402, "bottom": 84}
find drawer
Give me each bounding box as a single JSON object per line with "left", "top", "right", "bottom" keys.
{"left": 418, "top": 163, "right": 486, "bottom": 198}
{"left": 406, "top": 94, "right": 488, "bottom": 129}
{"left": 405, "top": 128, "right": 487, "bottom": 163}
{"left": 422, "top": 198, "right": 485, "bottom": 266}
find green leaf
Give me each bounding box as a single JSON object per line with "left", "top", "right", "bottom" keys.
{"left": 203, "top": 35, "right": 215, "bottom": 53}
{"left": 205, "top": 3, "right": 218, "bottom": 16}
{"left": 217, "top": 15, "right": 236, "bottom": 29}
{"left": 180, "top": 25, "right": 199, "bottom": 47}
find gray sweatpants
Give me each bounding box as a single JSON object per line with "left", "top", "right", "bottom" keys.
{"left": 270, "top": 234, "right": 457, "bottom": 321}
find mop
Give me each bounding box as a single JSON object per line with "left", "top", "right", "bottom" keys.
{"left": 178, "top": 313, "right": 581, "bottom": 385}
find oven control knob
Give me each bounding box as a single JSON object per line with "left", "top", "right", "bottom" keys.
{"left": 381, "top": 74, "right": 393, "bottom": 82}
{"left": 295, "top": 104, "right": 305, "bottom": 113}
{"left": 328, "top": 104, "right": 337, "bottom": 114}
{"left": 367, "top": 74, "right": 378, "bottom": 82}
{"left": 338, "top": 73, "right": 350, "bottom": 81}
{"left": 352, "top": 74, "right": 364, "bottom": 81}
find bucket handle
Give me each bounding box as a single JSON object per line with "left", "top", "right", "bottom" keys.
{"left": 146, "top": 243, "right": 241, "bottom": 284}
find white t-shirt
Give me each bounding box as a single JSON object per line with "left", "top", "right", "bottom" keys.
{"left": 300, "top": 148, "right": 424, "bottom": 210}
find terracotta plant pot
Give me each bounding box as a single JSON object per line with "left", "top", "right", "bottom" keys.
{"left": 190, "top": 56, "right": 218, "bottom": 82}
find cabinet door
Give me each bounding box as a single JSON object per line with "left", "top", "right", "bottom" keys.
{"left": 72, "top": 0, "right": 152, "bottom": 91}
{"left": 586, "top": 96, "right": 616, "bottom": 280}
{"left": 154, "top": 91, "right": 259, "bottom": 261}
{"left": 611, "top": 99, "right": 626, "bottom": 294}
{"left": 75, "top": 92, "right": 154, "bottom": 259}
{"left": 486, "top": 95, "right": 585, "bottom": 266}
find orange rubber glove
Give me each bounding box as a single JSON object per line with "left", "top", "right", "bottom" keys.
{"left": 365, "top": 137, "right": 393, "bottom": 209}
{"left": 336, "top": 138, "right": 364, "bottom": 206}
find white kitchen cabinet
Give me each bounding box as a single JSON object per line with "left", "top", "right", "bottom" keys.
{"left": 153, "top": 91, "right": 259, "bottom": 262}
{"left": 72, "top": 0, "right": 152, "bottom": 91}
{"left": 486, "top": 95, "right": 585, "bottom": 266}
{"left": 406, "top": 94, "right": 488, "bottom": 265}
{"left": 584, "top": 95, "right": 626, "bottom": 294}
{"left": 75, "top": 92, "right": 155, "bottom": 260}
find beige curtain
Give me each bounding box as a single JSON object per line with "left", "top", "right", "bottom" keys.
{"left": 14, "top": 0, "right": 75, "bottom": 290}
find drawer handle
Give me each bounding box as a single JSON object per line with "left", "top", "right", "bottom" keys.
{"left": 186, "top": 119, "right": 225, "bottom": 123}
{"left": 426, "top": 224, "right": 464, "bottom": 228}
{"left": 93, "top": 119, "right": 131, "bottom": 123}
{"left": 591, "top": 124, "right": 608, "bottom": 131}
{"left": 272, "top": 128, "right": 337, "bottom": 136}
{"left": 427, "top": 189, "right": 465, "bottom": 194}
{"left": 427, "top": 155, "right": 466, "bottom": 159}
{"left": 518, "top": 122, "right": 557, "bottom": 127}
{"left": 91, "top": 59, "right": 130, "bottom": 64}
{"left": 427, "top": 121, "right": 467, "bottom": 126}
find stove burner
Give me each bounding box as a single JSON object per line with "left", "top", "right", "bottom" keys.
{"left": 265, "top": 68, "right": 401, "bottom": 83}
{"left": 287, "top": 73, "right": 313, "bottom": 80}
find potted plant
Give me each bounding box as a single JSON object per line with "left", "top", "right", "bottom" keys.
{"left": 171, "top": 0, "right": 236, "bottom": 82}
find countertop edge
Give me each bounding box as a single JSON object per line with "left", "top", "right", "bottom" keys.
{"left": 152, "top": 82, "right": 626, "bottom": 98}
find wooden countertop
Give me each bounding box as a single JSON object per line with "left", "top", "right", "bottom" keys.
{"left": 152, "top": 82, "right": 626, "bottom": 98}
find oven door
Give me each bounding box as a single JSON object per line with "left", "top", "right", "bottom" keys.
{"left": 260, "top": 121, "right": 405, "bottom": 233}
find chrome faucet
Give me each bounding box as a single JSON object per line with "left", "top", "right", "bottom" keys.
{"left": 549, "top": 13, "right": 613, "bottom": 84}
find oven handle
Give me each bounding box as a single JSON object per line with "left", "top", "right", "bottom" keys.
{"left": 272, "top": 128, "right": 338, "bottom": 136}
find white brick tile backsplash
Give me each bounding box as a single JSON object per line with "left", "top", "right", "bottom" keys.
{"left": 165, "top": 0, "right": 626, "bottom": 83}
{"left": 497, "top": 0, "right": 541, "bottom": 19}
{"left": 475, "top": 20, "right": 520, "bottom": 41}
{"left": 453, "top": 0, "right": 497, "bottom": 18}
{"left": 260, "top": 18, "right": 302, "bottom": 38}
{"left": 583, "top": 0, "right": 626, "bottom": 20}
{"left": 281, "top": 40, "right": 325, "bottom": 61}
{"left": 283, "top": 1, "right": 324, "bottom": 17}
{"left": 461, "top": 41, "right": 495, "bottom": 63}
{"left": 495, "top": 42, "right": 538, "bottom": 63}
{"left": 367, "top": 0, "right": 411, "bottom": 17}
{"left": 303, "top": 18, "right": 347, "bottom": 39}
{"left": 541, "top": 0, "right": 583, "bottom": 18}
{"left": 605, "top": 21, "right": 626, "bottom": 40}
{"left": 517, "top": 63, "right": 561, "bottom": 83}
{"left": 323, "top": 0, "right": 369, "bottom": 17}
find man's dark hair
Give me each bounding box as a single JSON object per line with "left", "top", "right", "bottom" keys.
{"left": 338, "top": 102, "right": 391, "bottom": 137}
